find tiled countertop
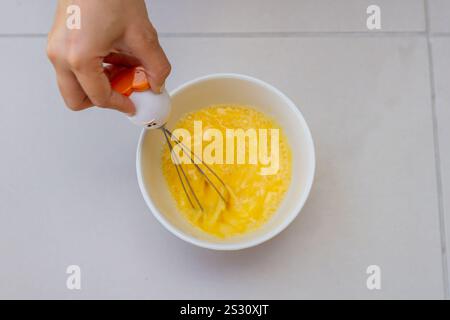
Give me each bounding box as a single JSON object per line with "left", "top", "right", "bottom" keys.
{"left": 0, "top": 0, "right": 449, "bottom": 299}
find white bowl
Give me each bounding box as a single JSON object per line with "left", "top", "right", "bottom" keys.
{"left": 136, "top": 73, "right": 315, "bottom": 250}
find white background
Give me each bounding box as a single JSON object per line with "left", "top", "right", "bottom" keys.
{"left": 0, "top": 0, "right": 449, "bottom": 299}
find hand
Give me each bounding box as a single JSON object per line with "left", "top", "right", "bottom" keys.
{"left": 47, "top": 0, "right": 171, "bottom": 115}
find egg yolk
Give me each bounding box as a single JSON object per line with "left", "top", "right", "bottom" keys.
{"left": 161, "top": 105, "right": 292, "bottom": 238}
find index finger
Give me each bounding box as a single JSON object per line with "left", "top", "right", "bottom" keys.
{"left": 70, "top": 55, "right": 135, "bottom": 115}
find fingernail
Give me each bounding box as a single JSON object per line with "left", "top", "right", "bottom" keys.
{"left": 128, "top": 105, "right": 136, "bottom": 116}
{"left": 127, "top": 102, "right": 136, "bottom": 116}
{"left": 154, "top": 83, "right": 164, "bottom": 94}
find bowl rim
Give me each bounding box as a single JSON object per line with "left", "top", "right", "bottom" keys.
{"left": 136, "top": 73, "right": 315, "bottom": 250}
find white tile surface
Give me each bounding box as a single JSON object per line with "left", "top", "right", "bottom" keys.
{"left": 0, "top": 0, "right": 425, "bottom": 34}
{"left": 0, "top": 35, "right": 444, "bottom": 299}
{"left": 428, "top": 0, "right": 450, "bottom": 33}
{"left": 431, "top": 37, "right": 450, "bottom": 292}
{"left": 0, "top": 0, "right": 55, "bottom": 34}
{"left": 149, "top": 0, "right": 425, "bottom": 33}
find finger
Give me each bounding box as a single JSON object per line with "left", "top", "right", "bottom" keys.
{"left": 71, "top": 56, "right": 136, "bottom": 115}
{"left": 126, "top": 25, "right": 171, "bottom": 93}
{"left": 55, "top": 64, "right": 93, "bottom": 111}
{"left": 47, "top": 35, "right": 92, "bottom": 111}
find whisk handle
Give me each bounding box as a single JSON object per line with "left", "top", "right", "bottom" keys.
{"left": 110, "top": 67, "right": 171, "bottom": 128}
{"left": 128, "top": 89, "right": 171, "bottom": 128}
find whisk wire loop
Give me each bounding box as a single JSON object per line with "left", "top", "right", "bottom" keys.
{"left": 160, "top": 125, "right": 229, "bottom": 210}
{"left": 162, "top": 127, "right": 204, "bottom": 211}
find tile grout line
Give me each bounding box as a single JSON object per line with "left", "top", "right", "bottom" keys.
{"left": 432, "top": 32, "right": 450, "bottom": 37}
{"left": 159, "top": 31, "right": 428, "bottom": 38}
{"left": 0, "top": 33, "right": 48, "bottom": 38}
{"left": 424, "top": 0, "right": 449, "bottom": 299}
{"left": 1, "top": 31, "right": 450, "bottom": 39}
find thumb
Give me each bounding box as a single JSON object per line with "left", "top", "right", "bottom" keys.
{"left": 104, "top": 65, "right": 136, "bottom": 115}
{"left": 108, "top": 90, "right": 136, "bottom": 116}
{"left": 71, "top": 58, "right": 136, "bottom": 115}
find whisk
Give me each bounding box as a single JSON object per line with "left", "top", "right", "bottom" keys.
{"left": 110, "top": 67, "right": 228, "bottom": 211}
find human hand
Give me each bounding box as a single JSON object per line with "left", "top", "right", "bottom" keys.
{"left": 47, "top": 0, "right": 171, "bottom": 115}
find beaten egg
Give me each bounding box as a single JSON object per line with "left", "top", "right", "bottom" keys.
{"left": 162, "top": 105, "right": 292, "bottom": 238}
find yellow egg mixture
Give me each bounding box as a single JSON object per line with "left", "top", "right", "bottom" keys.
{"left": 162, "top": 105, "right": 292, "bottom": 238}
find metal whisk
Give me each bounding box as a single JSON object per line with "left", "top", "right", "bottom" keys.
{"left": 110, "top": 66, "right": 229, "bottom": 211}
{"left": 159, "top": 125, "right": 229, "bottom": 211}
